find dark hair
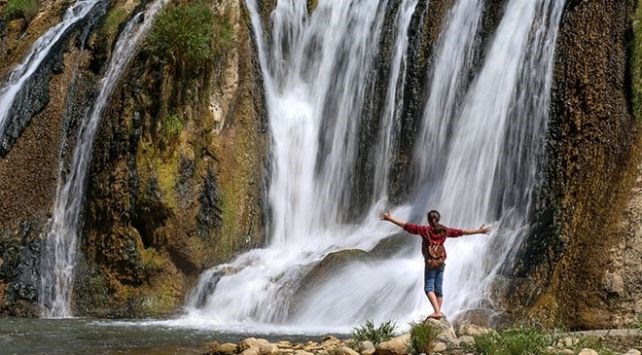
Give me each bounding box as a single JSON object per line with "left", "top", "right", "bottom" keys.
{"left": 427, "top": 210, "right": 446, "bottom": 234}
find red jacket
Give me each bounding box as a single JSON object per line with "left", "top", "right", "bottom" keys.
{"left": 403, "top": 223, "right": 464, "bottom": 261}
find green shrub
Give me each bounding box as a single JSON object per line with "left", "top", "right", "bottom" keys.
{"left": 472, "top": 327, "right": 550, "bottom": 355}
{"left": 351, "top": 320, "right": 397, "bottom": 346}
{"left": 99, "top": 7, "right": 128, "bottom": 37}
{"left": 162, "top": 113, "right": 183, "bottom": 140}
{"left": 148, "top": 2, "right": 215, "bottom": 70}
{"left": 409, "top": 322, "right": 440, "bottom": 354}
{"left": 2, "top": 0, "right": 39, "bottom": 21}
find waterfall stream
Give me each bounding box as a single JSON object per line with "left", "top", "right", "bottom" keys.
{"left": 38, "top": 0, "right": 167, "bottom": 318}
{"left": 178, "top": 0, "right": 565, "bottom": 332}
{"left": 0, "top": 0, "right": 103, "bottom": 152}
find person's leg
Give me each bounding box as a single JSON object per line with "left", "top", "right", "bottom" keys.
{"left": 424, "top": 266, "right": 442, "bottom": 319}
{"left": 434, "top": 265, "right": 445, "bottom": 317}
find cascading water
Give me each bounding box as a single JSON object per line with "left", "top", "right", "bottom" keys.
{"left": 0, "top": 0, "right": 103, "bottom": 152}
{"left": 180, "top": 0, "right": 565, "bottom": 331}
{"left": 38, "top": 0, "right": 167, "bottom": 318}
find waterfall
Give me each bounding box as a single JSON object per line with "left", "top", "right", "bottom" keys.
{"left": 180, "top": 0, "right": 565, "bottom": 331}
{"left": 0, "top": 0, "right": 103, "bottom": 152}
{"left": 38, "top": 0, "right": 167, "bottom": 318}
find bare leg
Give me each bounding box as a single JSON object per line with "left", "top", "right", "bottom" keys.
{"left": 437, "top": 296, "right": 444, "bottom": 317}
{"left": 424, "top": 291, "right": 442, "bottom": 320}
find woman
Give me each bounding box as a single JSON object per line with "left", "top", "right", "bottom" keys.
{"left": 378, "top": 210, "right": 491, "bottom": 320}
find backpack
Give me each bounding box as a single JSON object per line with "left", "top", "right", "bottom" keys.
{"left": 426, "top": 243, "right": 446, "bottom": 269}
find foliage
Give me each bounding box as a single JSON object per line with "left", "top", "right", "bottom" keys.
{"left": 99, "top": 7, "right": 128, "bottom": 37}
{"left": 162, "top": 113, "right": 183, "bottom": 140}
{"left": 147, "top": 2, "right": 233, "bottom": 72}
{"left": 471, "top": 327, "right": 550, "bottom": 355}
{"left": 2, "top": 0, "right": 39, "bottom": 21}
{"left": 409, "top": 321, "right": 440, "bottom": 354}
{"left": 632, "top": 1, "right": 642, "bottom": 121}
{"left": 351, "top": 320, "right": 397, "bottom": 346}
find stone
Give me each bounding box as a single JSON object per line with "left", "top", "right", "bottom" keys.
{"left": 559, "top": 336, "right": 578, "bottom": 348}
{"left": 559, "top": 350, "right": 575, "bottom": 355}
{"left": 458, "top": 335, "right": 475, "bottom": 346}
{"left": 259, "top": 343, "right": 279, "bottom": 354}
{"left": 333, "top": 345, "right": 360, "bottom": 355}
{"left": 321, "top": 336, "right": 342, "bottom": 347}
{"left": 358, "top": 341, "right": 375, "bottom": 353}
{"left": 457, "top": 323, "right": 492, "bottom": 337}
{"left": 432, "top": 341, "right": 447, "bottom": 352}
{"left": 206, "top": 341, "right": 238, "bottom": 355}
{"left": 241, "top": 348, "right": 259, "bottom": 355}
{"left": 375, "top": 334, "right": 410, "bottom": 355}
{"left": 293, "top": 351, "right": 314, "bottom": 355}
{"left": 578, "top": 349, "right": 599, "bottom": 355}
{"left": 623, "top": 350, "right": 642, "bottom": 355}
{"left": 277, "top": 341, "right": 293, "bottom": 349}
{"left": 240, "top": 337, "right": 271, "bottom": 351}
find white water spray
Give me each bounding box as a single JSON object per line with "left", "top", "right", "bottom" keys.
{"left": 39, "top": 0, "right": 167, "bottom": 317}
{"left": 180, "top": 0, "right": 565, "bottom": 331}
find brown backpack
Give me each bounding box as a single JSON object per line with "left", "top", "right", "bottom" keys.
{"left": 426, "top": 243, "right": 446, "bottom": 269}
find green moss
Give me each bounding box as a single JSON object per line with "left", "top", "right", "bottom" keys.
{"left": 2, "top": 0, "right": 39, "bottom": 21}
{"left": 162, "top": 113, "right": 183, "bottom": 141}
{"left": 137, "top": 139, "right": 179, "bottom": 210}
{"left": 99, "top": 7, "right": 128, "bottom": 38}
{"left": 632, "top": 1, "right": 642, "bottom": 121}
{"left": 140, "top": 248, "right": 165, "bottom": 277}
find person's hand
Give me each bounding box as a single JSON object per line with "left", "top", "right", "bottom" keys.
{"left": 478, "top": 224, "right": 491, "bottom": 234}
{"left": 378, "top": 211, "right": 391, "bottom": 221}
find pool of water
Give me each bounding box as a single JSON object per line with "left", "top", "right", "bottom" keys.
{"left": 0, "top": 318, "right": 342, "bottom": 355}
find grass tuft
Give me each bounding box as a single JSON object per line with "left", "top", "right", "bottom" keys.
{"left": 409, "top": 321, "right": 440, "bottom": 354}
{"left": 147, "top": 2, "right": 234, "bottom": 73}
{"left": 351, "top": 320, "right": 397, "bottom": 346}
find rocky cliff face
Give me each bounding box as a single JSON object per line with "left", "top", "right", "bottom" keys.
{"left": 509, "top": 0, "right": 642, "bottom": 330}
{"left": 1, "top": 0, "right": 641, "bottom": 328}
{"left": 0, "top": 0, "right": 268, "bottom": 317}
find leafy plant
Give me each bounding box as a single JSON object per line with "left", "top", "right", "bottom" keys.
{"left": 351, "top": 320, "right": 397, "bottom": 346}
{"left": 409, "top": 321, "right": 440, "bottom": 354}
{"left": 2, "top": 0, "right": 39, "bottom": 21}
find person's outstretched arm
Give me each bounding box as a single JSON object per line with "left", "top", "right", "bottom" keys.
{"left": 378, "top": 211, "right": 407, "bottom": 229}
{"left": 460, "top": 224, "right": 491, "bottom": 235}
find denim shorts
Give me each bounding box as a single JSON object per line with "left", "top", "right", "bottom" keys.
{"left": 424, "top": 264, "right": 445, "bottom": 297}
